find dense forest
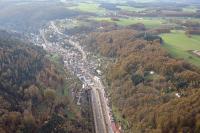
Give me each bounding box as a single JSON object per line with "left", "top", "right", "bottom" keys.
{"left": 83, "top": 27, "right": 200, "bottom": 133}
{"left": 0, "top": 31, "right": 90, "bottom": 133}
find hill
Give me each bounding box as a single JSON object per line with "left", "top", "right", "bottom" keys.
{"left": 83, "top": 29, "right": 200, "bottom": 132}
{"left": 0, "top": 1, "right": 82, "bottom": 33}
{"left": 0, "top": 30, "right": 90, "bottom": 133}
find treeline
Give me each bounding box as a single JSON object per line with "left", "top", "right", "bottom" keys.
{"left": 83, "top": 29, "right": 200, "bottom": 132}
{"left": 186, "top": 29, "right": 200, "bottom": 35}
{"left": 0, "top": 31, "right": 90, "bottom": 133}
{"left": 99, "top": 3, "right": 120, "bottom": 11}
{"left": 168, "top": 19, "right": 200, "bottom": 35}
{"left": 179, "top": 21, "right": 200, "bottom": 35}
{"left": 119, "top": 10, "right": 200, "bottom": 18}
{"left": 62, "top": 19, "right": 118, "bottom": 36}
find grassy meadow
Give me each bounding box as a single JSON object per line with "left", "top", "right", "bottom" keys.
{"left": 68, "top": 3, "right": 106, "bottom": 14}
{"left": 117, "top": 5, "right": 146, "bottom": 12}
{"left": 91, "top": 17, "right": 165, "bottom": 28}
{"left": 161, "top": 30, "right": 200, "bottom": 66}
{"left": 182, "top": 6, "right": 198, "bottom": 13}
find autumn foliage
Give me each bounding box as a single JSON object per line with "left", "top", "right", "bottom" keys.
{"left": 0, "top": 31, "right": 89, "bottom": 133}
{"left": 83, "top": 29, "right": 200, "bottom": 132}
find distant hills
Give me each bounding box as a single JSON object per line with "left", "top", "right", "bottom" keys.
{"left": 0, "top": 1, "right": 81, "bottom": 32}
{"left": 91, "top": 0, "right": 200, "bottom": 4}
{"left": 124, "top": 0, "right": 200, "bottom": 4}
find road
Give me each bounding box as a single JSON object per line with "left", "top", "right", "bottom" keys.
{"left": 39, "top": 21, "right": 114, "bottom": 133}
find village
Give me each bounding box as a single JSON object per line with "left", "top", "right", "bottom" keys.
{"left": 30, "top": 20, "right": 121, "bottom": 133}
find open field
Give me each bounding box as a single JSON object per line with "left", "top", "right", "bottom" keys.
{"left": 182, "top": 6, "right": 198, "bottom": 13}
{"left": 117, "top": 5, "right": 146, "bottom": 12}
{"left": 161, "top": 30, "right": 200, "bottom": 66}
{"left": 90, "top": 17, "right": 165, "bottom": 28}
{"left": 68, "top": 3, "right": 106, "bottom": 14}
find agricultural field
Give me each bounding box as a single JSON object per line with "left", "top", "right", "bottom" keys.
{"left": 161, "top": 30, "right": 200, "bottom": 66}
{"left": 117, "top": 5, "right": 146, "bottom": 12}
{"left": 56, "top": 19, "right": 88, "bottom": 30}
{"left": 182, "top": 6, "right": 199, "bottom": 13}
{"left": 90, "top": 17, "right": 166, "bottom": 28}
{"left": 68, "top": 2, "right": 106, "bottom": 14}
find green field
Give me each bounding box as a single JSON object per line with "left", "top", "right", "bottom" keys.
{"left": 161, "top": 30, "right": 200, "bottom": 66}
{"left": 117, "top": 5, "right": 146, "bottom": 12}
{"left": 91, "top": 17, "right": 165, "bottom": 28}
{"left": 182, "top": 6, "right": 198, "bottom": 13}
{"left": 68, "top": 3, "right": 106, "bottom": 14}
{"left": 57, "top": 19, "right": 90, "bottom": 30}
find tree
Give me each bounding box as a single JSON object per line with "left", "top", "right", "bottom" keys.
{"left": 22, "top": 110, "right": 36, "bottom": 133}
{"left": 24, "top": 85, "right": 40, "bottom": 99}
{"left": 44, "top": 88, "right": 56, "bottom": 115}
{"left": 131, "top": 74, "right": 144, "bottom": 86}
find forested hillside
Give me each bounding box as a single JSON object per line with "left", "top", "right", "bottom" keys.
{"left": 0, "top": 31, "right": 89, "bottom": 133}
{"left": 83, "top": 29, "right": 200, "bottom": 133}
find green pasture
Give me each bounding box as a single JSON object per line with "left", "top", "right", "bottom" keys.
{"left": 161, "top": 30, "right": 200, "bottom": 66}
{"left": 182, "top": 6, "right": 198, "bottom": 13}
{"left": 91, "top": 17, "right": 165, "bottom": 28}
{"left": 68, "top": 3, "right": 106, "bottom": 14}
{"left": 117, "top": 5, "right": 146, "bottom": 12}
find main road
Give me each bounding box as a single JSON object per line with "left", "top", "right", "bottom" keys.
{"left": 40, "top": 21, "right": 114, "bottom": 133}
